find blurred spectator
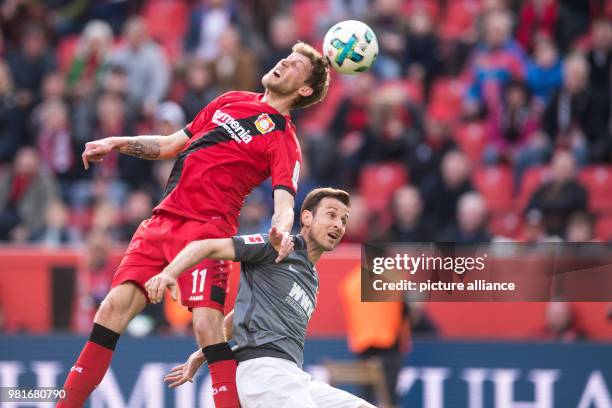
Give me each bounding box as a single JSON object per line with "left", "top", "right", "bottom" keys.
{"left": 155, "top": 101, "right": 186, "bottom": 135}
{"left": 565, "top": 211, "right": 595, "bottom": 242}
{"left": 540, "top": 301, "right": 585, "bottom": 341}
{"left": 32, "top": 99, "right": 79, "bottom": 184}
{"left": 118, "top": 189, "right": 153, "bottom": 242}
{"left": 327, "top": 0, "right": 369, "bottom": 24}
{"left": 388, "top": 185, "right": 434, "bottom": 242}
{"left": 90, "top": 199, "right": 121, "bottom": 239}
{"left": 587, "top": 18, "right": 612, "bottom": 93}
{"left": 526, "top": 150, "right": 588, "bottom": 237}
{"left": 66, "top": 20, "right": 114, "bottom": 98}
{"left": 556, "top": 0, "right": 591, "bottom": 52}
{"left": 361, "top": 87, "right": 423, "bottom": 165}
{"left": 343, "top": 193, "right": 370, "bottom": 243}
{"left": 542, "top": 54, "right": 611, "bottom": 163}
{"left": 440, "top": 191, "right": 492, "bottom": 242}
{"left": 184, "top": 0, "right": 238, "bottom": 60}
{"left": 403, "top": 10, "right": 441, "bottom": 97}
{"left": 526, "top": 36, "right": 563, "bottom": 104}
{"left": 406, "top": 301, "right": 438, "bottom": 337}
{"left": 181, "top": 58, "right": 218, "bottom": 121}
{"left": 110, "top": 17, "right": 169, "bottom": 116}
{"left": 463, "top": 11, "right": 526, "bottom": 120}
{"left": 330, "top": 73, "right": 374, "bottom": 140}
{"left": 260, "top": 14, "right": 298, "bottom": 79}
{"left": 46, "top": 0, "right": 92, "bottom": 35}
{"left": 0, "top": 146, "right": 59, "bottom": 242}
{"left": 422, "top": 150, "right": 474, "bottom": 231}
{"left": 406, "top": 107, "right": 457, "bottom": 186}
{"left": 520, "top": 209, "right": 560, "bottom": 242}
{"left": 6, "top": 23, "right": 57, "bottom": 143}
{"left": 516, "top": 0, "right": 558, "bottom": 51}
{"left": 367, "top": 0, "right": 410, "bottom": 79}
{"left": 208, "top": 25, "right": 258, "bottom": 93}
{"left": 41, "top": 71, "right": 67, "bottom": 102}
{"left": 237, "top": 188, "right": 270, "bottom": 235}
{"left": 73, "top": 228, "right": 116, "bottom": 333}
{"left": 484, "top": 80, "right": 541, "bottom": 165}
{"left": 0, "top": 60, "right": 19, "bottom": 162}
{"left": 30, "top": 198, "right": 80, "bottom": 246}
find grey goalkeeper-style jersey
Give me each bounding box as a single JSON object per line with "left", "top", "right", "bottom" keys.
{"left": 231, "top": 233, "right": 317, "bottom": 368}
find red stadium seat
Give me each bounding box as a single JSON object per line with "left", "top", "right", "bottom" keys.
{"left": 293, "top": 0, "right": 329, "bottom": 42}
{"left": 143, "top": 0, "right": 189, "bottom": 62}
{"left": 299, "top": 73, "right": 346, "bottom": 133}
{"left": 518, "top": 166, "right": 549, "bottom": 210}
{"left": 473, "top": 165, "right": 514, "bottom": 212}
{"left": 455, "top": 121, "right": 486, "bottom": 162}
{"left": 578, "top": 166, "right": 612, "bottom": 213}
{"left": 358, "top": 162, "right": 408, "bottom": 213}
{"left": 440, "top": 0, "right": 481, "bottom": 40}
{"left": 430, "top": 77, "right": 466, "bottom": 121}
{"left": 596, "top": 214, "right": 612, "bottom": 242}
{"left": 401, "top": 0, "right": 440, "bottom": 21}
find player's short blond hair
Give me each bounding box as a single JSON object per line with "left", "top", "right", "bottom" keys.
{"left": 292, "top": 42, "right": 330, "bottom": 109}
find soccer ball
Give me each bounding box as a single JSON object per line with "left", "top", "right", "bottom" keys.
{"left": 323, "top": 20, "right": 378, "bottom": 74}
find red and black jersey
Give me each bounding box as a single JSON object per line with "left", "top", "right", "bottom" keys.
{"left": 154, "top": 91, "right": 302, "bottom": 235}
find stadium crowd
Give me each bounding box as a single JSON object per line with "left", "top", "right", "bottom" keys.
{"left": 0, "top": 0, "right": 611, "bottom": 329}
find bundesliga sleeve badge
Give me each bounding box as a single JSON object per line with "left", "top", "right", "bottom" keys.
{"left": 243, "top": 234, "right": 265, "bottom": 244}
{"left": 255, "top": 113, "right": 275, "bottom": 134}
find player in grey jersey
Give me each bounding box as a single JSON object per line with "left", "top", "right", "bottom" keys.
{"left": 145, "top": 188, "right": 375, "bottom": 408}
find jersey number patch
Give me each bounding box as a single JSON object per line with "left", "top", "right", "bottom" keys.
{"left": 191, "top": 268, "right": 207, "bottom": 293}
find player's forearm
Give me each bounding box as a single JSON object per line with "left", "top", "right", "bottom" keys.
{"left": 163, "top": 241, "right": 214, "bottom": 279}
{"left": 110, "top": 135, "right": 178, "bottom": 160}
{"left": 271, "top": 207, "right": 294, "bottom": 233}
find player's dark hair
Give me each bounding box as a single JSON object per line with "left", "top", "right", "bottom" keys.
{"left": 292, "top": 42, "right": 330, "bottom": 109}
{"left": 300, "top": 187, "right": 350, "bottom": 226}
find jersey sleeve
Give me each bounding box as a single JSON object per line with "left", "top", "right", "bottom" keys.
{"left": 268, "top": 130, "right": 302, "bottom": 196}
{"left": 232, "top": 234, "right": 278, "bottom": 264}
{"left": 183, "top": 94, "right": 225, "bottom": 138}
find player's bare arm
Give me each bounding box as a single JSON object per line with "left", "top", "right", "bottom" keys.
{"left": 81, "top": 128, "right": 189, "bottom": 169}
{"left": 164, "top": 311, "right": 235, "bottom": 389}
{"left": 144, "top": 238, "right": 235, "bottom": 303}
{"left": 270, "top": 188, "right": 295, "bottom": 262}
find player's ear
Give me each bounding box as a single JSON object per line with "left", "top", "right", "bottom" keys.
{"left": 301, "top": 210, "right": 313, "bottom": 228}
{"left": 298, "top": 86, "right": 313, "bottom": 98}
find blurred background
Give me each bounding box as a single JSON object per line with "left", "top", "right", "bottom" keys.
{"left": 0, "top": 0, "right": 611, "bottom": 407}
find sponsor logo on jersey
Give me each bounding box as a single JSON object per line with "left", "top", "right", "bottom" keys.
{"left": 254, "top": 113, "right": 275, "bottom": 134}
{"left": 188, "top": 295, "right": 204, "bottom": 301}
{"left": 212, "top": 110, "right": 252, "bottom": 143}
{"left": 243, "top": 234, "right": 264, "bottom": 244}
{"left": 285, "top": 281, "right": 315, "bottom": 319}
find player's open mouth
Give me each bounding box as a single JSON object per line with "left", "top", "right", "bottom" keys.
{"left": 327, "top": 232, "right": 339, "bottom": 240}
{"left": 273, "top": 69, "right": 281, "bottom": 78}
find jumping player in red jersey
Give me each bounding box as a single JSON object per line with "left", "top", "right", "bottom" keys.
{"left": 57, "top": 42, "right": 330, "bottom": 408}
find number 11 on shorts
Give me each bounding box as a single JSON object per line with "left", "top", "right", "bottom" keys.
{"left": 191, "top": 269, "right": 207, "bottom": 293}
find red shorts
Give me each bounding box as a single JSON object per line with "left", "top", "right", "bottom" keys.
{"left": 112, "top": 211, "right": 232, "bottom": 311}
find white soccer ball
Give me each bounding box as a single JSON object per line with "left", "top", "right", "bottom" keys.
{"left": 323, "top": 20, "right": 378, "bottom": 75}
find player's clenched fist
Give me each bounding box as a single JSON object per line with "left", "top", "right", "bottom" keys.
{"left": 82, "top": 138, "right": 116, "bottom": 170}
{"left": 145, "top": 273, "right": 178, "bottom": 303}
